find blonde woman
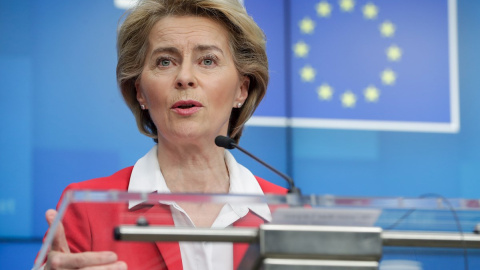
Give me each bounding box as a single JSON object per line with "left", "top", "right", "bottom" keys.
{"left": 41, "top": 0, "right": 286, "bottom": 269}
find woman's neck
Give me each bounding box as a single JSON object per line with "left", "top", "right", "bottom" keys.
{"left": 155, "top": 140, "right": 230, "bottom": 193}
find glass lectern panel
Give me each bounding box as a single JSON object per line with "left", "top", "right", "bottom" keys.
{"left": 34, "top": 191, "right": 480, "bottom": 270}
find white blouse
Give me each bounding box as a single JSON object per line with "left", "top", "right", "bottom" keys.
{"left": 127, "top": 146, "right": 271, "bottom": 270}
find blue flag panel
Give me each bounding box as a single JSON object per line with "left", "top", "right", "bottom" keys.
{"left": 286, "top": 0, "right": 458, "bottom": 132}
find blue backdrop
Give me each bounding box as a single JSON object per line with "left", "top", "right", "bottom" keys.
{"left": 1, "top": 0, "right": 480, "bottom": 269}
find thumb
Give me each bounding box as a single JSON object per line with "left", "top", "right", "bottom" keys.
{"left": 45, "top": 209, "right": 70, "bottom": 253}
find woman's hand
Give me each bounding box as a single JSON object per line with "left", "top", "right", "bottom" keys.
{"left": 44, "top": 209, "right": 127, "bottom": 270}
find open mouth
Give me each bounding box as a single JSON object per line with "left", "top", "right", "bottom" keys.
{"left": 171, "top": 100, "right": 203, "bottom": 112}
{"left": 176, "top": 104, "right": 196, "bottom": 109}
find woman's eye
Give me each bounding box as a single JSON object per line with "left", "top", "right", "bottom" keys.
{"left": 203, "top": 59, "right": 213, "bottom": 66}
{"left": 201, "top": 55, "right": 218, "bottom": 66}
{"left": 159, "top": 59, "right": 171, "bottom": 66}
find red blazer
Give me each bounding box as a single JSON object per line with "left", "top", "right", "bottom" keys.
{"left": 56, "top": 167, "right": 287, "bottom": 269}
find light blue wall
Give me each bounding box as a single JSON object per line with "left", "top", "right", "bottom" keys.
{"left": 1, "top": 0, "right": 480, "bottom": 268}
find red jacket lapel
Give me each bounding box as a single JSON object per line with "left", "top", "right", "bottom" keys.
{"left": 147, "top": 204, "right": 184, "bottom": 270}
{"left": 232, "top": 211, "right": 266, "bottom": 269}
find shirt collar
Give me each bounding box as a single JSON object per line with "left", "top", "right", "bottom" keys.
{"left": 127, "top": 145, "right": 271, "bottom": 221}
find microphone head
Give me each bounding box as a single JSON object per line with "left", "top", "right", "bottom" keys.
{"left": 215, "top": 135, "right": 235, "bottom": 149}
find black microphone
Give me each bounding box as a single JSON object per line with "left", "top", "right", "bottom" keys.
{"left": 215, "top": 135, "right": 301, "bottom": 197}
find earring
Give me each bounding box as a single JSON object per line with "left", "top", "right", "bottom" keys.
{"left": 140, "top": 104, "right": 146, "bottom": 110}
{"left": 237, "top": 103, "right": 242, "bottom": 108}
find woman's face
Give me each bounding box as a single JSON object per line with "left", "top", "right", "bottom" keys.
{"left": 136, "top": 16, "right": 249, "bottom": 145}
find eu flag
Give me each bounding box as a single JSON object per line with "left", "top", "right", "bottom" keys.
{"left": 289, "top": 0, "right": 458, "bottom": 132}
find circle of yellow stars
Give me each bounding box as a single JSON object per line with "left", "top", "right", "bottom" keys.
{"left": 293, "top": 1, "right": 403, "bottom": 108}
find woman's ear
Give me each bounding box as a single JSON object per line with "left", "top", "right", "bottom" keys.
{"left": 135, "top": 78, "right": 146, "bottom": 106}
{"left": 236, "top": 75, "right": 250, "bottom": 105}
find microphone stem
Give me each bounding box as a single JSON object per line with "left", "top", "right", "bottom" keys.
{"left": 233, "top": 144, "right": 296, "bottom": 189}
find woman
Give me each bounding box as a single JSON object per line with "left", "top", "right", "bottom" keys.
{"left": 41, "top": 0, "right": 286, "bottom": 269}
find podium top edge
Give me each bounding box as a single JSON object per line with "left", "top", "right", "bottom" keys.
{"left": 65, "top": 190, "right": 480, "bottom": 211}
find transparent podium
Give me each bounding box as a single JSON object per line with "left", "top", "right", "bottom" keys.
{"left": 34, "top": 191, "right": 480, "bottom": 270}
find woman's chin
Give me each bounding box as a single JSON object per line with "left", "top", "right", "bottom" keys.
{"left": 163, "top": 126, "right": 209, "bottom": 142}
{"left": 158, "top": 120, "right": 227, "bottom": 144}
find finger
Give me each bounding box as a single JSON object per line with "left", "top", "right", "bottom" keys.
{"left": 82, "top": 261, "right": 128, "bottom": 270}
{"left": 48, "top": 251, "right": 120, "bottom": 269}
{"left": 45, "top": 209, "right": 70, "bottom": 253}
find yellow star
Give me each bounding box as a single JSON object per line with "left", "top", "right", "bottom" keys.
{"left": 339, "top": 0, "right": 355, "bottom": 12}
{"left": 300, "top": 65, "right": 316, "bottom": 82}
{"left": 364, "top": 85, "right": 380, "bottom": 102}
{"left": 316, "top": 1, "right": 333, "bottom": 17}
{"left": 381, "top": 68, "right": 396, "bottom": 85}
{"left": 363, "top": 2, "right": 378, "bottom": 19}
{"left": 299, "top": 17, "right": 315, "bottom": 34}
{"left": 341, "top": 91, "right": 356, "bottom": 108}
{"left": 293, "top": 41, "right": 310, "bottom": 58}
{"left": 317, "top": 83, "right": 334, "bottom": 100}
{"left": 380, "top": 21, "right": 396, "bottom": 37}
{"left": 386, "top": 45, "right": 402, "bottom": 61}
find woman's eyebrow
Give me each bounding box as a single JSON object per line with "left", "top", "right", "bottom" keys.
{"left": 194, "top": 45, "right": 224, "bottom": 56}
{"left": 149, "top": 45, "right": 224, "bottom": 58}
{"left": 150, "top": 46, "right": 180, "bottom": 57}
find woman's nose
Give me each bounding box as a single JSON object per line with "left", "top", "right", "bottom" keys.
{"left": 175, "top": 64, "right": 197, "bottom": 89}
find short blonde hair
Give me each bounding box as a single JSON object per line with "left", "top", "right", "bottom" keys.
{"left": 116, "top": 0, "right": 268, "bottom": 143}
